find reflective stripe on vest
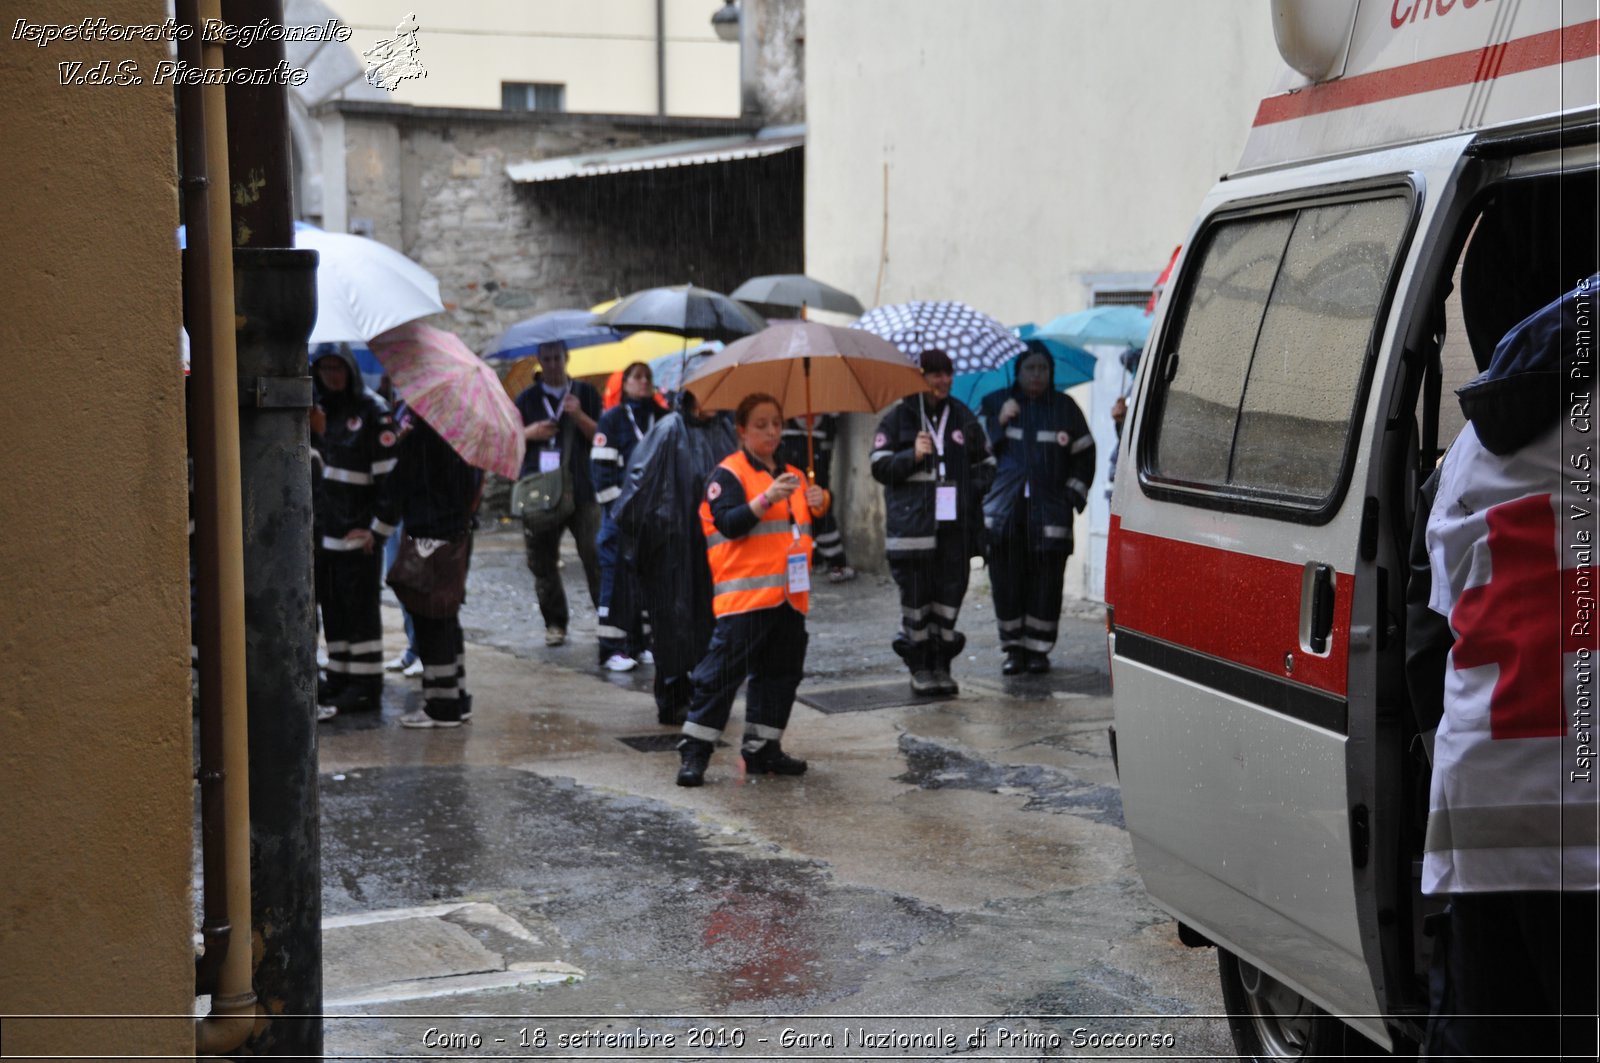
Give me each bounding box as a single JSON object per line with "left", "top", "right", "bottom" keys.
{"left": 703, "top": 450, "right": 814, "bottom": 617}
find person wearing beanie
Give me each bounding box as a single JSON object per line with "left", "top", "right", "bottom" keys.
{"left": 870, "top": 348, "right": 995, "bottom": 695}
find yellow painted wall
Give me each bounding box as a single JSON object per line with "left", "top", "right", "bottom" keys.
{"left": 0, "top": 1, "right": 194, "bottom": 1054}
{"left": 330, "top": 0, "right": 739, "bottom": 115}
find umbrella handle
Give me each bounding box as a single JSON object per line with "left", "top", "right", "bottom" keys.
{"left": 804, "top": 356, "right": 815, "bottom": 481}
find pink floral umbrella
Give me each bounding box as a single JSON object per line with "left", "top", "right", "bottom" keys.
{"left": 369, "top": 322, "right": 526, "bottom": 479}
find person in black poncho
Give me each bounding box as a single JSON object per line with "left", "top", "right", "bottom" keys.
{"left": 611, "top": 392, "right": 738, "bottom": 725}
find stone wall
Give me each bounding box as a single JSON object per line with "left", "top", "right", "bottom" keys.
{"left": 327, "top": 103, "right": 802, "bottom": 355}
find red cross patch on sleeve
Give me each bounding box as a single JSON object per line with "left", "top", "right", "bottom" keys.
{"left": 706, "top": 481, "right": 722, "bottom": 501}
{"left": 951, "top": 429, "right": 964, "bottom": 445}
{"left": 593, "top": 432, "right": 607, "bottom": 448}
{"left": 1057, "top": 431, "right": 1071, "bottom": 447}
{"left": 874, "top": 432, "right": 888, "bottom": 449}
{"left": 379, "top": 430, "right": 397, "bottom": 448}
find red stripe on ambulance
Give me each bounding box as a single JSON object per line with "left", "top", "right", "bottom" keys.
{"left": 1253, "top": 19, "right": 1600, "bottom": 127}
{"left": 1109, "top": 519, "right": 1352, "bottom": 697}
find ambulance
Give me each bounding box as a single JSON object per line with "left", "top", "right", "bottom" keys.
{"left": 1107, "top": 0, "right": 1598, "bottom": 1056}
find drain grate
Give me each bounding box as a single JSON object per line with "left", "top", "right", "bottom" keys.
{"left": 617, "top": 733, "right": 728, "bottom": 753}
{"left": 796, "top": 680, "right": 943, "bottom": 714}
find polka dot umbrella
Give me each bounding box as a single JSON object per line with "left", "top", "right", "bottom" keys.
{"left": 852, "top": 300, "right": 1027, "bottom": 373}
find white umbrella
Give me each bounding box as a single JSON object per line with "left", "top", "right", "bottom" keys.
{"left": 178, "top": 224, "right": 445, "bottom": 344}
{"left": 296, "top": 227, "right": 444, "bottom": 344}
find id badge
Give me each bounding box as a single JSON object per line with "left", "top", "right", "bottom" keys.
{"left": 787, "top": 551, "right": 811, "bottom": 594}
{"left": 935, "top": 483, "right": 958, "bottom": 522}
{"left": 539, "top": 450, "right": 561, "bottom": 473}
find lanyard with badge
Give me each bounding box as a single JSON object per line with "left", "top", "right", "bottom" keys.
{"left": 922, "top": 398, "right": 958, "bottom": 522}
{"left": 538, "top": 386, "right": 567, "bottom": 473}
{"left": 773, "top": 469, "right": 811, "bottom": 596}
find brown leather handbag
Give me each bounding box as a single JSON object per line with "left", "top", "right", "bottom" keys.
{"left": 385, "top": 534, "right": 472, "bottom": 619}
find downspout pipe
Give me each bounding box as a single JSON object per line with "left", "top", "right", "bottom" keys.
{"left": 656, "top": 0, "right": 666, "bottom": 116}
{"left": 180, "top": 0, "right": 260, "bottom": 1053}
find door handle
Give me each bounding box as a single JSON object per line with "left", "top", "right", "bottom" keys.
{"left": 1300, "top": 562, "right": 1336, "bottom": 656}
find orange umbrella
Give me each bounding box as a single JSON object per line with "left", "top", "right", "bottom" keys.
{"left": 682, "top": 320, "right": 928, "bottom": 477}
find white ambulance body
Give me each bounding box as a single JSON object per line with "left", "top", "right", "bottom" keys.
{"left": 1108, "top": 0, "right": 1598, "bottom": 1056}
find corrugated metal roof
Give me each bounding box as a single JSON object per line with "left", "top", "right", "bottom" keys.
{"left": 506, "top": 126, "right": 804, "bottom": 184}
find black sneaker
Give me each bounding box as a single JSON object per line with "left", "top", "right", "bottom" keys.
{"left": 932, "top": 667, "right": 959, "bottom": 695}
{"left": 676, "top": 737, "right": 713, "bottom": 787}
{"left": 743, "top": 740, "right": 807, "bottom": 776}
{"left": 328, "top": 684, "right": 380, "bottom": 714}
{"left": 910, "top": 670, "right": 942, "bottom": 696}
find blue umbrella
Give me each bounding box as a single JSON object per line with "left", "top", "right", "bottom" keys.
{"left": 950, "top": 325, "right": 1097, "bottom": 409}
{"left": 1035, "top": 305, "right": 1153, "bottom": 350}
{"left": 483, "top": 309, "right": 620, "bottom": 362}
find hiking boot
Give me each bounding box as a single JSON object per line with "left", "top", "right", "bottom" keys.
{"left": 544, "top": 626, "right": 567, "bottom": 647}
{"left": 742, "top": 740, "right": 807, "bottom": 776}
{"left": 676, "top": 737, "right": 714, "bottom": 787}
{"left": 1002, "top": 650, "right": 1027, "bottom": 676}
{"left": 910, "top": 670, "right": 942, "bottom": 696}
{"left": 932, "top": 666, "right": 959, "bottom": 696}
{"left": 1026, "top": 651, "right": 1051, "bottom": 674}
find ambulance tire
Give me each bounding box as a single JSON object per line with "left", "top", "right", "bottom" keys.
{"left": 1217, "top": 949, "right": 1390, "bottom": 1061}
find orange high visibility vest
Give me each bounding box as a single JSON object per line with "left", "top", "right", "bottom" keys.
{"left": 703, "top": 450, "right": 818, "bottom": 617}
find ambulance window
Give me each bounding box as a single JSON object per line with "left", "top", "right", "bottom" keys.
{"left": 1234, "top": 197, "right": 1411, "bottom": 495}
{"left": 1147, "top": 192, "right": 1411, "bottom": 510}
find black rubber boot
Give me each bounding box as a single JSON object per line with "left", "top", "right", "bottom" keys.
{"left": 676, "top": 737, "right": 714, "bottom": 787}
{"left": 742, "top": 740, "right": 807, "bottom": 776}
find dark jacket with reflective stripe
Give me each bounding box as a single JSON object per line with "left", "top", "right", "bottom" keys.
{"left": 979, "top": 386, "right": 1095, "bottom": 552}
{"left": 590, "top": 397, "right": 660, "bottom": 508}
{"left": 312, "top": 346, "right": 399, "bottom": 543}
{"left": 870, "top": 395, "right": 992, "bottom": 560}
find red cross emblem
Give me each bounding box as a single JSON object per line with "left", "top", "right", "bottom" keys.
{"left": 1450, "top": 493, "right": 1586, "bottom": 739}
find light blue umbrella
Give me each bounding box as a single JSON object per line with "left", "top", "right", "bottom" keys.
{"left": 648, "top": 341, "right": 724, "bottom": 393}
{"left": 950, "top": 325, "right": 1096, "bottom": 409}
{"left": 1035, "top": 305, "right": 1153, "bottom": 350}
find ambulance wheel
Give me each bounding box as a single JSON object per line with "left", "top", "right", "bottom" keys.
{"left": 1217, "top": 949, "right": 1387, "bottom": 1060}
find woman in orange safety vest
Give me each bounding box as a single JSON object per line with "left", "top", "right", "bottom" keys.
{"left": 676, "top": 392, "right": 830, "bottom": 787}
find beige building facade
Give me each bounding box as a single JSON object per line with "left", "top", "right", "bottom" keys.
{"left": 805, "top": 0, "right": 1283, "bottom": 595}
{"left": 328, "top": 0, "right": 742, "bottom": 116}
{"left": 0, "top": 1, "right": 194, "bottom": 1054}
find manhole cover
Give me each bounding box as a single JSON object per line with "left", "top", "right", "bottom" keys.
{"left": 617, "top": 733, "right": 729, "bottom": 753}
{"left": 796, "top": 680, "right": 941, "bottom": 714}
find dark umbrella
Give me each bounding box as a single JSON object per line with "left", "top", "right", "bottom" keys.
{"left": 730, "top": 274, "right": 866, "bottom": 319}
{"left": 594, "top": 284, "right": 766, "bottom": 343}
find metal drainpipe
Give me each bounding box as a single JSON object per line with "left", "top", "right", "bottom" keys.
{"left": 656, "top": 0, "right": 666, "bottom": 116}
{"left": 180, "top": 0, "right": 260, "bottom": 1052}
